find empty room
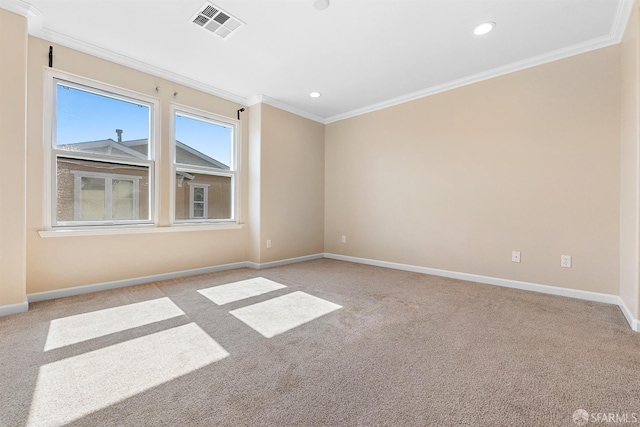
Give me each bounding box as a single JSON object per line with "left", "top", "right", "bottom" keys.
{"left": 2, "top": 0, "right": 640, "bottom": 426}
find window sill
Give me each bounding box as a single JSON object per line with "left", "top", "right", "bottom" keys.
{"left": 38, "top": 223, "right": 245, "bottom": 238}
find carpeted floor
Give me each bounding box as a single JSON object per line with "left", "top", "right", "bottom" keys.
{"left": 2, "top": 259, "right": 639, "bottom": 426}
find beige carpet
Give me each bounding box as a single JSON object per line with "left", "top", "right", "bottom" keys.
{"left": 1, "top": 259, "right": 639, "bottom": 426}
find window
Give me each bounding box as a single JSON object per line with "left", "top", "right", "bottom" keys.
{"left": 51, "top": 76, "right": 155, "bottom": 226}
{"left": 173, "top": 107, "right": 238, "bottom": 223}
{"left": 72, "top": 171, "right": 141, "bottom": 220}
{"left": 189, "top": 183, "right": 210, "bottom": 219}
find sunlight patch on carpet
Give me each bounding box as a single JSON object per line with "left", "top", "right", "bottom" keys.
{"left": 230, "top": 291, "right": 341, "bottom": 338}
{"left": 28, "top": 323, "right": 228, "bottom": 427}
{"left": 44, "top": 297, "right": 185, "bottom": 351}
{"left": 198, "top": 277, "right": 286, "bottom": 305}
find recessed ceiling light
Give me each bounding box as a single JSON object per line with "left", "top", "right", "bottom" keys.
{"left": 474, "top": 22, "right": 496, "bottom": 36}
{"left": 310, "top": 92, "right": 322, "bottom": 98}
{"left": 313, "top": 0, "right": 330, "bottom": 10}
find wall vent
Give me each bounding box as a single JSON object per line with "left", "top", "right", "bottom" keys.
{"left": 191, "top": 2, "right": 244, "bottom": 40}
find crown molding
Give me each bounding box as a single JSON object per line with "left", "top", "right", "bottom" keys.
{"left": 246, "top": 95, "right": 264, "bottom": 107}
{"left": 2, "top": 0, "right": 254, "bottom": 110}
{"left": 24, "top": 14, "right": 325, "bottom": 123}
{"left": 0, "top": 0, "right": 40, "bottom": 18}
{"left": 325, "top": 35, "right": 616, "bottom": 123}
{"left": 4, "top": 0, "right": 633, "bottom": 126}
{"left": 245, "top": 94, "right": 325, "bottom": 123}
{"left": 244, "top": 0, "right": 636, "bottom": 125}
{"left": 325, "top": 0, "right": 634, "bottom": 124}
{"left": 258, "top": 96, "right": 326, "bottom": 124}
{"left": 612, "top": 0, "right": 635, "bottom": 41}
{"left": 34, "top": 28, "right": 248, "bottom": 106}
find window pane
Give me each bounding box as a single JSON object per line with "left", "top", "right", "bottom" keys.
{"left": 193, "top": 203, "right": 205, "bottom": 218}
{"left": 193, "top": 187, "right": 205, "bottom": 202}
{"left": 80, "top": 177, "right": 105, "bottom": 220}
{"left": 175, "top": 172, "right": 232, "bottom": 221}
{"left": 112, "top": 179, "right": 135, "bottom": 219}
{"left": 56, "top": 82, "right": 150, "bottom": 160}
{"left": 175, "top": 114, "right": 232, "bottom": 169}
{"left": 56, "top": 158, "right": 149, "bottom": 223}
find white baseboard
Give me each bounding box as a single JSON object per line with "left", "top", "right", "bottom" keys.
{"left": 616, "top": 297, "right": 640, "bottom": 332}
{"left": 27, "top": 261, "right": 251, "bottom": 303}
{"left": 7, "top": 251, "right": 640, "bottom": 333}
{"left": 257, "top": 253, "right": 325, "bottom": 269}
{"left": 0, "top": 299, "right": 29, "bottom": 317}
{"left": 325, "top": 253, "right": 640, "bottom": 332}
{"left": 24, "top": 253, "right": 325, "bottom": 305}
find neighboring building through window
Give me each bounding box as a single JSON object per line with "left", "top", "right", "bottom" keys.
{"left": 51, "top": 76, "right": 154, "bottom": 226}
{"left": 173, "top": 108, "right": 238, "bottom": 223}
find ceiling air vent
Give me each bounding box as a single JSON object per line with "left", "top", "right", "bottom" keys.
{"left": 191, "top": 2, "right": 244, "bottom": 40}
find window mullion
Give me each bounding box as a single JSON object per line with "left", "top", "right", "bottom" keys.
{"left": 105, "top": 177, "right": 113, "bottom": 220}
{"left": 203, "top": 187, "right": 209, "bottom": 218}
{"left": 73, "top": 172, "right": 81, "bottom": 221}
{"left": 133, "top": 179, "right": 139, "bottom": 220}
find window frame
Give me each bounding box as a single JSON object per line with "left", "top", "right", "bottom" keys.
{"left": 46, "top": 70, "right": 159, "bottom": 229}
{"left": 170, "top": 104, "right": 240, "bottom": 225}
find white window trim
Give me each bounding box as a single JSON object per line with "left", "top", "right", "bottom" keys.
{"left": 44, "top": 69, "right": 160, "bottom": 229}
{"left": 71, "top": 171, "right": 141, "bottom": 221}
{"left": 170, "top": 103, "right": 241, "bottom": 225}
{"left": 188, "top": 183, "right": 210, "bottom": 219}
{"left": 38, "top": 222, "right": 245, "bottom": 238}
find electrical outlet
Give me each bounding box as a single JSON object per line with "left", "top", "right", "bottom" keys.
{"left": 512, "top": 251, "right": 521, "bottom": 263}
{"left": 266, "top": 239, "right": 272, "bottom": 249}
{"left": 341, "top": 235, "right": 347, "bottom": 244}
{"left": 561, "top": 255, "right": 571, "bottom": 268}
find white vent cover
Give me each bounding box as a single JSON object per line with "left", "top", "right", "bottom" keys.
{"left": 191, "top": 2, "right": 244, "bottom": 40}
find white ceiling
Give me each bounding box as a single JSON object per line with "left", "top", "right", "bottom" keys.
{"left": 2, "top": 0, "right": 633, "bottom": 123}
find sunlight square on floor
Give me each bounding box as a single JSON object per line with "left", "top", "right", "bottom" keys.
{"left": 229, "top": 291, "right": 342, "bottom": 338}
{"left": 198, "top": 277, "right": 286, "bottom": 305}
{"left": 28, "top": 323, "right": 229, "bottom": 427}
{"left": 44, "top": 297, "right": 185, "bottom": 351}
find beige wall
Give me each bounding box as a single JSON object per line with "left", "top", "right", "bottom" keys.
{"left": 25, "top": 37, "right": 250, "bottom": 294}
{"left": 22, "top": 36, "right": 325, "bottom": 294}
{"left": 621, "top": 0, "right": 640, "bottom": 318}
{"left": 325, "top": 46, "right": 622, "bottom": 294}
{"left": 0, "top": 9, "right": 28, "bottom": 306}
{"left": 259, "top": 104, "right": 325, "bottom": 263}
{"left": 247, "top": 104, "right": 262, "bottom": 264}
